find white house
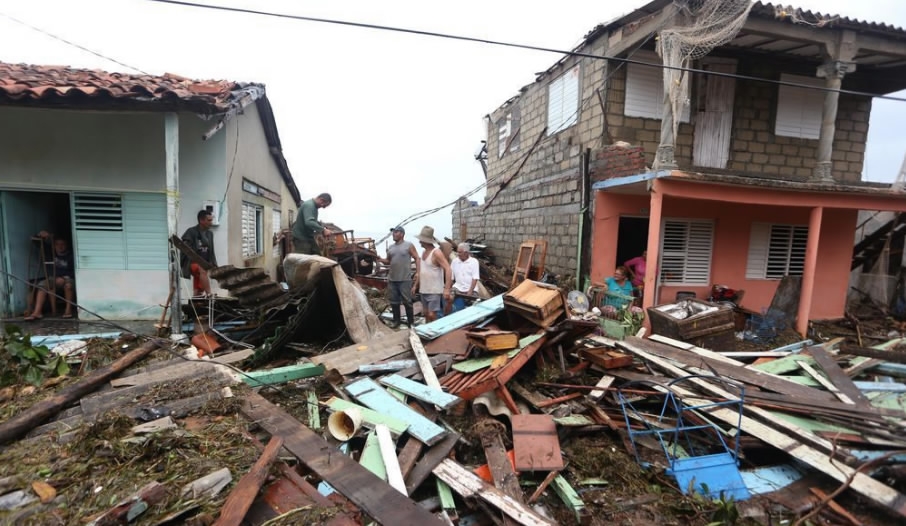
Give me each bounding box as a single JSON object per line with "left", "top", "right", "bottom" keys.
{"left": 0, "top": 62, "right": 301, "bottom": 320}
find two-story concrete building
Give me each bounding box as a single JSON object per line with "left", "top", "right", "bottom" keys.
{"left": 455, "top": 0, "right": 906, "bottom": 334}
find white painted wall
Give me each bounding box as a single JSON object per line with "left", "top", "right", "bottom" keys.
{"left": 77, "top": 269, "right": 169, "bottom": 320}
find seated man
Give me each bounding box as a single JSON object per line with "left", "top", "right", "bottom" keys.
{"left": 25, "top": 232, "right": 75, "bottom": 320}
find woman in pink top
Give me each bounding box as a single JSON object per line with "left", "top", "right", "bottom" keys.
{"left": 624, "top": 250, "right": 647, "bottom": 289}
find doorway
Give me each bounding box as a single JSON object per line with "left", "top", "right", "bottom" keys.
{"left": 0, "top": 191, "right": 72, "bottom": 318}
{"left": 616, "top": 216, "right": 649, "bottom": 268}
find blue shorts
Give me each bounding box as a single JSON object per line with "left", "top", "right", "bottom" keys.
{"left": 421, "top": 293, "right": 443, "bottom": 318}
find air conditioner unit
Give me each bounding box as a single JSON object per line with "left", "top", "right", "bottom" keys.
{"left": 203, "top": 200, "right": 222, "bottom": 226}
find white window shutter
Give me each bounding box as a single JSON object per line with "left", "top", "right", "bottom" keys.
{"left": 745, "top": 223, "right": 771, "bottom": 279}
{"left": 659, "top": 219, "right": 713, "bottom": 285}
{"left": 625, "top": 51, "right": 690, "bottom": 122}
{"left": 775, "top": 74, "right": 823, "bottom": 140}
{"left": 547, "top": 65, "right": 580, "bottom": 134}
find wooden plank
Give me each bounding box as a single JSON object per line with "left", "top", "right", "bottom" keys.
{"left": 359, "top": 360, "right": 418, "bottom": 374}
{"left": 588, "top": 375, "right": 616, "bottom": 401}
{"left": 307, "top": 391, "right": 321, "bottom": 430}
{"left": 807, "top": 346, "right": 872, "bottom": 406}
{"left": 797, "top": 361, "right": 855, "bottom": 405}
{"left": 405, "top": 431, "right": 461, "bottom": 495}
{"left": 109, "top": 349, "right": 252, "bottom": 387}
{"left": 80, "top": 367, "right": 230, "bottom": 417}
{"left": 241, "top": 392, "right": 444, "bottom": 526}
{"left": 453, "top": 335, "right": 543, "bottom": 373}
{"left": 323, "top": 397, "right": 409, "bottom": 436}
{"left": 242, "top": 363, "right": 325, "bottom": 387}
{"left": 397, "top": 436, "right": 425, "bottom": 480}
{"left": 359, "top": 432, "right": 387, "bottom": 480}
{"left": 410, "top": 330, "right": 442, "bottom": 390}
{"left": 511, "top": 414, "right": 564, "bottom": 471}
{"left": 376, "top": 424, "right": 407, "bottom": 495}
{"left": 344, "top": 377, "right": 447, "bottom": 445}
{"left": 436, "top": 478, "right": 457, "bottom": 515}
{"left": 432, "top": 459, "right": 556, "bottom": 526}
{"left": 311, "top": 330, "right": 411, "bottom": 375}
{"left": 380, "top": 375, "right": 462, "bottom": 410}
{"left": 628, "top": 337, "right": 836, "bottom": 402}
{"left": 752, "top": 353, "right": 818, "bottom": 375}
{"left": 809, "top": 487, "right": 865, "bottom": 526}
{"left": 479, "top": 423, "right": 523, "bottom": 502}
{"left": 213, "top": 436, "right": 284, "bottom": 526}
{"left": 618, "top": 338, "right": 906, "bottom": 519}
{"left": 551, "top": 474, "right": 589, "bottom": 525}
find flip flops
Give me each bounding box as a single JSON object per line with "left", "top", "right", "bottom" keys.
{"left": 23, "top": 315, "right": 42, "bottom": 321}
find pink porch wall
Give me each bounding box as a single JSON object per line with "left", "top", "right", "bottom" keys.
{"left": 592, "top": 192, "right": 857, "bottom": 319}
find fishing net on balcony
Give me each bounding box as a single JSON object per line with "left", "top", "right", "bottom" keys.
{"left": 656, "top": 0, "right": 753, "bottom": 143}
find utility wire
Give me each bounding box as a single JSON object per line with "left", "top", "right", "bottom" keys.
{"left": 144, "top": 0, "right": 906, "bottom": 103}
{"left": 0, "top": 11, "right": 149, "bottom": 75}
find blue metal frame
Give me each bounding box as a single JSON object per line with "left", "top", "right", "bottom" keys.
{"left": 617, "top": 375, "right": 750, "bottom": 500}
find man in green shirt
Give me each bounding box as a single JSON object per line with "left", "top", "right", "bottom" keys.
{"left": 292, "top": 193, "right": 332, "bottom": 255}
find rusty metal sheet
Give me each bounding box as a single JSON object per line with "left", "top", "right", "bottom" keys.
{"left": 511, "top": 414, "right": 565, "bottom": 472}
{"left": 424, "top": 327, "right": 471, "bottom": 357}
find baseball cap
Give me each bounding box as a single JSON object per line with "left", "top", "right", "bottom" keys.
{"left": 390, "top": 226, "right": 405, "bottom": 233}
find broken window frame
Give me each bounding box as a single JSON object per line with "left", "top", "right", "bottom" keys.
{"left": 746, "top": 222, "right": 808, "bottom": 280}
{"left": 242, "top": 201, "right": 263, "bottom": 259}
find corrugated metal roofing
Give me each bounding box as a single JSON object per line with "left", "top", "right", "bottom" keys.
{"left": 0, "top": 61, "right": 260, "bottom": 114}
{"left": 753, "top": 2, "right": 906, "bottom": 35}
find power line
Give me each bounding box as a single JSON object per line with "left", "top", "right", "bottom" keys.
{"left": 0, "top": 11, "right": 149, "bottom": 75}
{"left": 144, "top": 0, "right": 906, "bottom": 103}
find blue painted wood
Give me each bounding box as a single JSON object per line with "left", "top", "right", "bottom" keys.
{"left": 344, "top": 377, "right": 447, "bottom": 445}
{"left": 740, "top": 464, "right": 804, "bottom": 495}
{"left": 855, "top": 380, "right": 906, "bottom": 392}
{"left": 415, "top": 294, "right": 505, "bottom": 340}
{"left": 768, "top": 339, "right": 813, "bottom": 353}
{"left": 324, "top": 397, "right": 409, "bottom": 436}
{"left": 380, "top": 375, "right": 462, "bottom": 410}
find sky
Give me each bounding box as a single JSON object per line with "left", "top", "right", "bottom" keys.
{"left": 1, "top": 0, "right": 905, "bottom": 242}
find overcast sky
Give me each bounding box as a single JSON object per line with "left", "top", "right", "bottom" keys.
{"left": 2, "top": 0, "right": 905, "bottom": 242}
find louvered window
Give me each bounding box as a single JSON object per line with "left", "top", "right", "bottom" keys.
{"left": 272, "top": 208, "right": 282, "bottom": 257}
{"left": 624, "top": 50, "right": 691, "bottom": 122}
{"left": 242, "top": 202, "right": 263, "bottom": 258}
{"left": 746, "top": 223, "right": 808, "bottom": 279}
{"left": 659, "top": 219, "right": 714, "bottom": 285}
{"left": 775, "top": 74, "right": 823, "bottom": 140}
{"left": 73, "top": 192, "right": 166, "bottom": 270}
{"left": 547, "top": 65, "right": 580, "bottom": 135}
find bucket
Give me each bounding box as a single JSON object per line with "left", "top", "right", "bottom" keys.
{"left": 675, "top": 291, "right": 696, "bottom": 302}
{"left": 327, "top": 408, "right": 363, "bottom": 441}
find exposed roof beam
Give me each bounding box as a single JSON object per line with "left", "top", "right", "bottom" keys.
{"left": 742, "top": 17, "right": 835, "bottom": 50}
{"left": 606, "top": 4, "right": 677, "bottom": 57}
{"left": 855, "top": 34, "right": 906, "bottom": 60}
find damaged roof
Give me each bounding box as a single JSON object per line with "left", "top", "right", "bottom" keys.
{"left": 0, "top": 61, "right": 258, "bottom": 114}
{"left": 0, "top": 60, "right": 301, "bottom": 204}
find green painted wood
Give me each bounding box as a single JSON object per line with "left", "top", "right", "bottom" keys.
{"left": 776, "top": 375, "right": 821, "bottom": 387}
{"left": 242, "top": 363, "right": 325, "bottom": 387}
{"left": 387, "top": 386, "right": 407, "bottom": 403}
{"left": 551, "top": 474, "right": 587, "bottom": 524}
{"left": 324, "top": 397, "right": 409, "bottom": 436}
{"left": 345, "top": 377, "right": 447, "bottom": 446}
{"left": 124, "top": 193, "right": 167, "bottom": 270}
{"left": 770, "top": 411, "right": 858, "bottom": 434}
{"left": 360, "top": 432, "right": 387, "bottom": 481}
{"left": 552, "top": 415, "right": 596, "bottom": 427}
{"left": 751, "top": 354, "right": 816, "bottom": 375}
{"left": 307, "top": 390, "right": 321, "bottom": 430}
{"left": 453, "top": 335, "right": 543, "bottom": 373}
{"left": 380, "top": 375, "right": 462, "bottom": 410}
{"left": 436, "top": 478, "right": 456, "bottom": 513}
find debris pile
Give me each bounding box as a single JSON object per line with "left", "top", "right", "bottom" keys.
{"left": 3, "top": 251, "right": 906, "bottom": 525}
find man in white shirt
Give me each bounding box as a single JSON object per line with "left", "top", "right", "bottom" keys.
{"left": 450, "top": 243, "right": 480, "bottom": 312}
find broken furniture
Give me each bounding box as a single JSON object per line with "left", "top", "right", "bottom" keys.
{"left": 503, "top": 279, "right": 565, "bottom": 328}
{"left": 647, "top": 298, "right": 736, "bottom": 351}
{"left": 617, "top": 376, "right": 750, "bottom": 501}
{"left": 510, "top": 240, "right": 548, "bottom": 288}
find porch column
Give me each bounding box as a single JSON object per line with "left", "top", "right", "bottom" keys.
{"left": 796, "top": 206, "right": 823, "bottom": 336}
{"left": 165, "top": 113, "right": 183, "bottom": 338}
{"left": 642, "top": 188, "right": 664, "bottom": 313}
{"left": 811, "top": 30, "right": 857, "bottom": 183}
{"left": 653, "top": 99, "right": 677, "bottom": 170}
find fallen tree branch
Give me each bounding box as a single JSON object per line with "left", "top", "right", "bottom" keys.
{"left": 0, "top": 339, "right": 163, "bottom": 445}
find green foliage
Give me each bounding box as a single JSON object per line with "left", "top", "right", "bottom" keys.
{"left": 1, "top": 325, "right": 70, "bottom": 387}
{"left": 705, "top": 489, "right": 740, "bottom": 526}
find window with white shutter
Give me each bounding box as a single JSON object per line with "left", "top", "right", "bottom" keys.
{"left": 547, "top": 65, "right": 580, "bottom": 135}
{"left": 242, "top": 202, "right": 263, "bottom": 258}
{"left": 73, "top": 192, "right": 167, "bottom": 270}
{"left": 775, "top": 74, "right": 823, "bottom": 140}
{"left": 659, "top": 219, "right": 714, "bottom": 285}
{"left": 746, "top": 223, "right": 808, "bottom": 279}
{"left": 272, "top": 209, "right": 282, "bottom": 232}
{"left": 625, "top": 51, "right": 690, "bottom": 122}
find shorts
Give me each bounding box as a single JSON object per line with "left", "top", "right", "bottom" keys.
{"left": 41, "top": 276, "right": 73, "bottom": 289}
{"left": 421, "top": 293, "right": 443, "bottom": 318}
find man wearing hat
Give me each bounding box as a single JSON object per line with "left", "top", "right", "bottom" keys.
{"left": 413, "top": 226, "right": 452, "bottom": 322}
{"left": 379, "top": 226, "right": 420, "bottom": 328}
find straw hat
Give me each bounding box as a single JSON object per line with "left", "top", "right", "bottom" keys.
{"left": 416, "top": 225, "right": 439, "bottom": 245}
